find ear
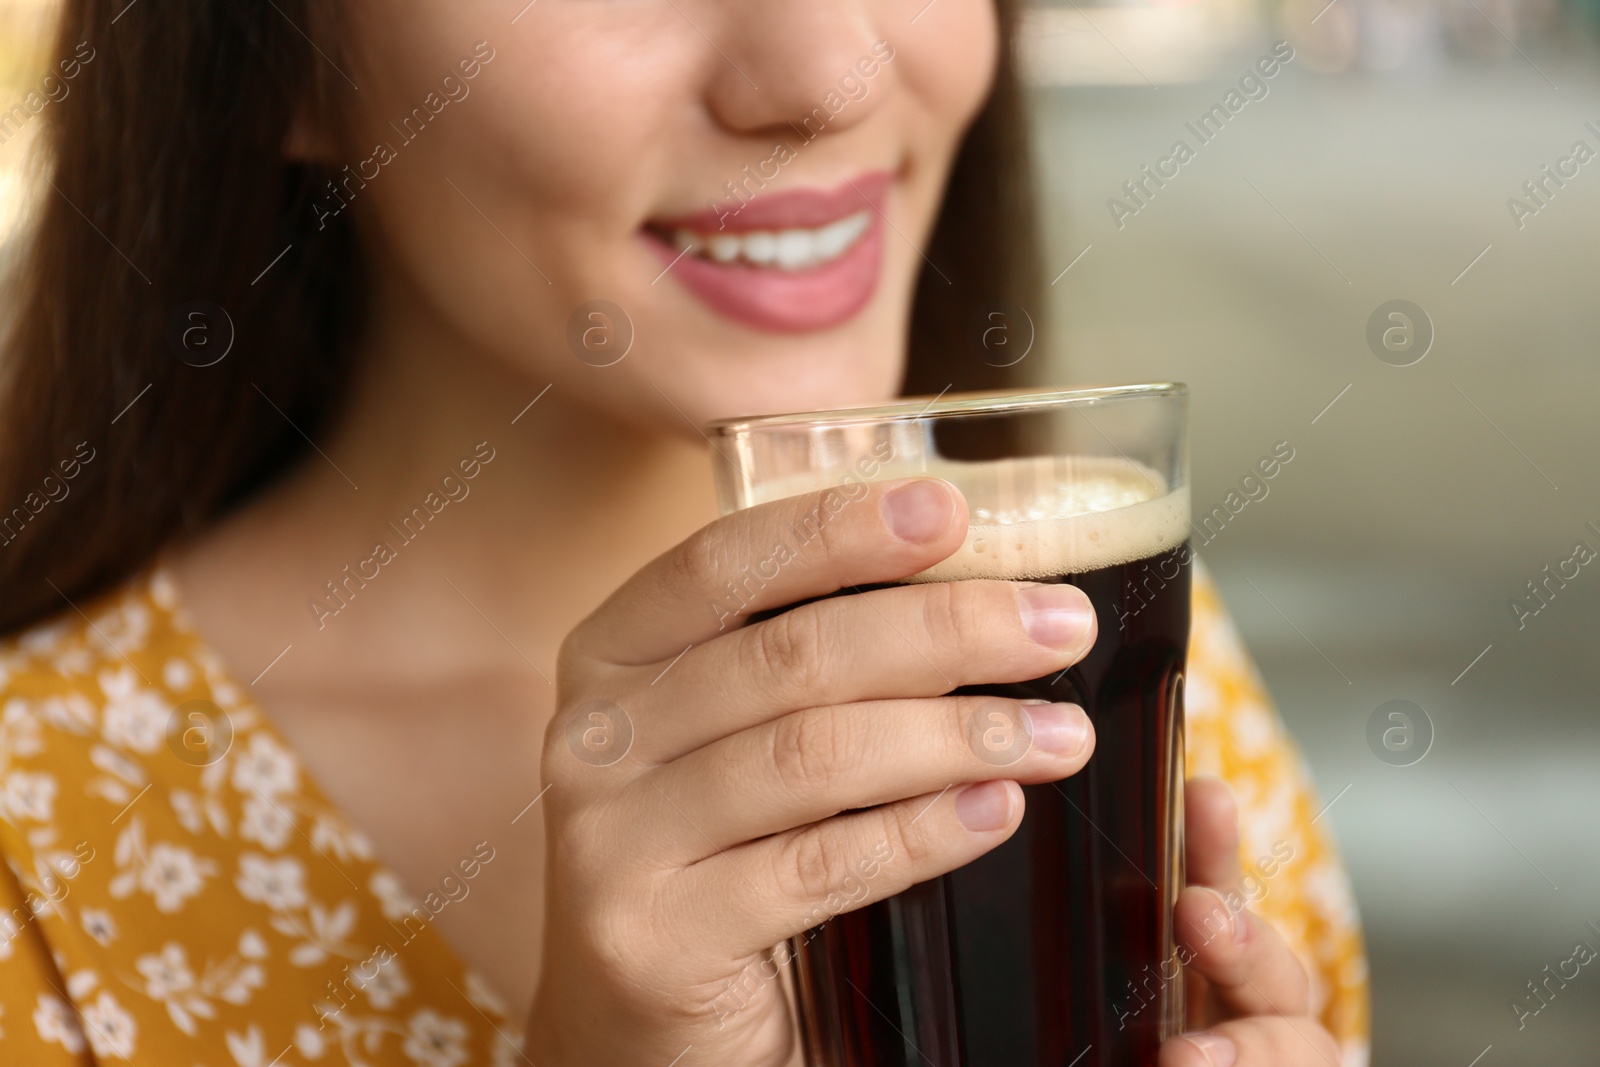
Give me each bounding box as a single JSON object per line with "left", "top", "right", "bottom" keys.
{"left": 283, "top": 93, "right": 338, "bottom": 163}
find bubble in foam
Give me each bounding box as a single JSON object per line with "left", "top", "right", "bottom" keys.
{"left": 749, "top": 453, "right": 1189, "bottom": 581}
{"left": 905, "top": 455, "right": 1190, "bottom": 583}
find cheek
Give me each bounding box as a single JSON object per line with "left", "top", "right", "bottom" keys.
{"left": 341, "top": 3, "right": 687, "bottom": 246}
{"left": 332, "top": 2, "right": 699, "bottom": 399}
{"left": 463, "top": 16, "right": 692, "bottom": 225}
{"left": 890, "top": 0, "right": 1000, "bottom": 142}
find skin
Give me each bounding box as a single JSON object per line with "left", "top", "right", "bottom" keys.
{"left": 167, "top": 1, "right": 1339, "bottom": 1063}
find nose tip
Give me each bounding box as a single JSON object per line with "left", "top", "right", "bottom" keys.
{"left": 702, "top": 5, "right": 887, "bottom": 138}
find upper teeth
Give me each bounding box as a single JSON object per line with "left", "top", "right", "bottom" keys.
{"left": 673, "top": 210, "right": 871, "bottom": 271}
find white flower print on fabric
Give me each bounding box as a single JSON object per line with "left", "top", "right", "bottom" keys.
{"left": 490, "top": 1031, "right": 527, "bottom": 1067}
{"left": 16, "top": 617, "right": 73, "bottom": 658}
{"left": 2, "top": 770, "right": 57, "bottom": 822}
{"left": 81, "top": 989, "right": 138, "bottom": 1059}
{"left": 294, "top": 1021, "right": 327, "bottom": 1059}
{"left": 80, "top": 906, "right": 117, "bottom": 945}
{"left": 135, "top": 941, "right": 212, "bottom": 1036}
{"left": 99, "top": 666, "right": 171, "bottom": 754}
{"left": 169, "top": 788, "right": 207, "bottom": 835}
{"left": 140, "top": 843, "right": 213, "bottom": 913}
{"left": 90, "top": 744, "right": 144, "bottom": 783}
{"left": 130, "top": 935, "right": 269, "bottom": 1036}
{"left": 32, "top": 993, "right": 86, "bottom": 1054}
{"left": 66, "top": 968, "right": 98, "bottom": 1000}
{"left": 14, "top": 693, "right": 90, "bottom": 738}
{"left": 167, "top": 757, "right": 236, "bottom": 839}
{"left": 2, "top": 697, "right": 45, "bottom": 758}
{"left": 310, "top": 812, "right": 375, "bottom": 864}
{"left": 91, "top": 599, "right": 153, "bottom": 662}
{"left": 463, "top": 969, "right": 508, "bottom": 1019}
{"left": 87, "top": 742, "right": 148, "bottom": 809}
{"left": 370, "top": 869, "right": 423, "bottom": 923}
{"left": 225, "top": 1024, "right": 269, "bottom": 1067}
{"left": 240, "top": 793, "right": 296, "bottom": 851}
{"left": 353, "top": 951, "right": 412, "bottom": 1010}
{"left": 402, "top": 1008, "right": 471, "bottom": 1067}
{"left": 231, "top": 732, "right": 298, "bottom": 798}
{"left": 213, "top": 931, "right": 270, "bottom": 1007}
{"left": 163, "top": 657, "right": 194, "bottom": 692}
{"left": 239, "top": 927, "right": 269, "bottom": 960}
{"left": 86, "top": 742, "right": 149, "bottom": 810}
{"left": 271, "top": 898, "right": 361, "bottom": 968}
{"left": 108, "top": 816, "right": 217, "bottom": 913}
{"left": 43, "top": 692, "right": 100, "bottom": 734}
{"left": 236, "top": 852, "right": 308, "bottom": 912}
{"left": 136, "top": 943, "right": 195, "bottom": 1000}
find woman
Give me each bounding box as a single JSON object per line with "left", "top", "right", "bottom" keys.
{"left": 0, "top": 0, "right": 1366, "bottom": 1064}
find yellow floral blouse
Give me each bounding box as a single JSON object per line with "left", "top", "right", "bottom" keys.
{"left": 0, "top": 563, "right": 1368, "bottom": 1065}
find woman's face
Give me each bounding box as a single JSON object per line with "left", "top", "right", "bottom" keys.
{"left": 315, "top": 0, "right": 998, "bottom": 432}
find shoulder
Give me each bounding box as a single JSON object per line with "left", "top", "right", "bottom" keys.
{"left": 1, "top": 568, "right": 185, "bottom": 698}
{"left": 0, "top": 566, "right": 247, "bottom": 730}
{"left": 1188, "top": 557, "right": 1269, "bottom": 709}
{"left": 0, "top": 568, "right": 250, "bottom": 872}
{"left": 1186, "top": 557, "right": 1286, "bottom": 759}
{"left": 1184, "top": 557, "right": 1309, "bottom": 856}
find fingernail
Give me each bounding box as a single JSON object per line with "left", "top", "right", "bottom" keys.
{"left": 1017, "top": 584, "right": 1095, "bottom": 651}
{"left": 1022, "top": 703, "right": 1090, "bottom": 757}
{"left": 1181, "top": 1032, "right": 1237, "bottom": 1067}
{"left": 882, "top": 480, "right": 955, "bottom": 543}
{"left": 954, "top": 781, "right": 1012, "bottom": 832}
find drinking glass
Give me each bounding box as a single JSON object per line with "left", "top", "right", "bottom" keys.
{"left": 707, "top": 384, "right": 1192, "bottom": 1067}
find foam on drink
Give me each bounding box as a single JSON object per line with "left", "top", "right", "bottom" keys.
{"left": 906, "top": 455, "right": 1189, "bottom": 582}
{"left": 752, "top": 454, "right": 1189, "bottom": 583}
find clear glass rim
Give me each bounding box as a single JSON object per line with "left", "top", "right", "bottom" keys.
{"left": 705, "top": 382, "right": 1187, "bottom": 437}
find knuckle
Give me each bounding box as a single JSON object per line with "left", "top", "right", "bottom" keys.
{"left": 809, "top": 490, "right": 858, "bottom": 558}
{"left": 539, "top": 707, "right": 580, "bottom": 784}
{"left": 546, "top": 802, "right": 608, "bottom": 873}
{"left": 555, "top": 630, "right": 582, "bottom": 673}
{"left": 770, "top": 707, "right": 853, "bottom": 794}
{"left": 537, "top": 733, "right": 569, "bottom": 788}
{"left": 670, "top": 526, "right": 725, "bottom": 595}
{"left": 921, "top": 580, "right": 1005, "bottom": 663}
{"left": 555, "top": 623, "right": 608, "bottom": 681}
{"left": 746, "top": 605, "right": 827, "bottom": 697}
{"left": 573, "top": 892, "right": 663, "bottom": 987}
{"left": 774, "top": 824, "right": 851, "bottom": 903}
{"left": 879, "top": 800, "right": 930, "bottom": 870}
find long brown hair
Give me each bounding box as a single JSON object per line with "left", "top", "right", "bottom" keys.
{"left": 0, "top": 0, "right": 1039, "bottom": 636}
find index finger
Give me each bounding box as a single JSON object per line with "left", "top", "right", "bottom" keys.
{"left": 567, "top": 477, "right": 968, "bottom": 664}
{"left": 1185, "top": 775, "right": 1243, "bottom": 893}
{"left": 1174, "top": 885, "right": 1312, "bottom": 1019}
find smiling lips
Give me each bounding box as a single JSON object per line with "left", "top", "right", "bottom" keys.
{"left": 645, "top": 171, "right": 891, "bottom": 333}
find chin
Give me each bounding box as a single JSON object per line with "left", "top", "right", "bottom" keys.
{"left": 651, "top": 336, "right": 907, "bottom": 431}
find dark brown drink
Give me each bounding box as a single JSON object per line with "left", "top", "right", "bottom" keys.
{"left": 788, "top": 462, "right": 1191, "bottom": 1067}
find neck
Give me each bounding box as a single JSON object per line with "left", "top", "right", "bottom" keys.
{"left": 172, "top": 292, "right": 718, "bottom": 691}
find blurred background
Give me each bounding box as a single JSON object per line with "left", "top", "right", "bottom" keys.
{"left": 3, "top": 0, "right": 1597, "bottom": 1062}
{"left": 1020, "top": 0, "right": 1600, "bottom": 1063}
